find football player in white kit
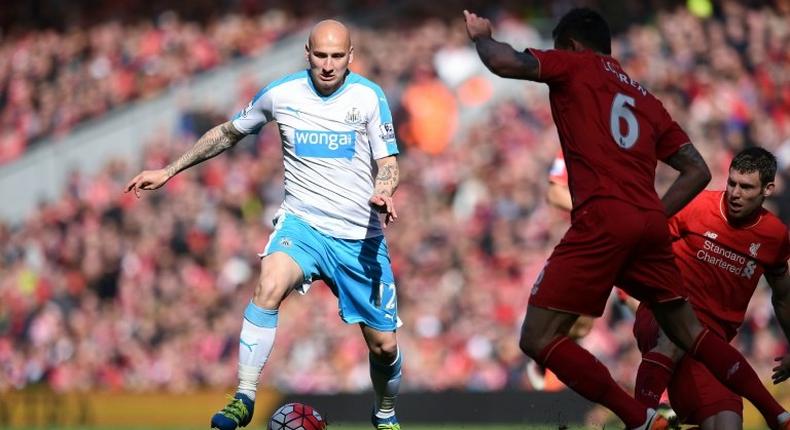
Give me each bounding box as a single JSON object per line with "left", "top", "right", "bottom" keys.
{"left": 125, "top": 20, "right": 403, "bottom": 430}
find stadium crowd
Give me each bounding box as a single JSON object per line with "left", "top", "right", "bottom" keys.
{"left": 1, "top": 0, "right": 789, "bottom": 401}
{"left": 0, "top": 7, "right": 306, "bottom": 164}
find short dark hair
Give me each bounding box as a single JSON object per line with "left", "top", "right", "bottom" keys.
{"left": 552, "top": 8, "right": 611, "bottom": 55}
{"left": 730, "top": 147, "right": 777, "bottom": 187}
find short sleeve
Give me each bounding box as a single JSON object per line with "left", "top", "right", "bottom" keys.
{"left": 231, "top": 86, "right": 275, "bottom": 135}
{"left": 655, "top": 102, "right": 691, "bottom": 161}
{"left": 527, "top": 49, "right": 578, "bottom": 85}
{"left": 668, "top": 203, "right": 692, "bottom": 241}
{"left": 366, "top": 85, "right": 399, "bottom": 159}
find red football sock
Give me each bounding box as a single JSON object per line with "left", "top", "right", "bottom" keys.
{"left": 689, "top": 329, "right": 785, "bottom": 429}
{"left": 635, "top": 351, "right": 675, "bottom": 409}
{"left": 539, "top": 336, "right": 646, "bottom": 428}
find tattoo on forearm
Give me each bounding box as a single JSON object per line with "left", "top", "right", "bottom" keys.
{"left": 165, "top": 122, "right": 245, "bottom": 178}
{"left": 374, "top": 161, "right": 399, "bottom": 197}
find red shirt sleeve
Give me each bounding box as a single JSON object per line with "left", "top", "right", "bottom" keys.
{"left": 668, "top": 201, "right": 692, "bottom": 240}
{"left": 655, "top": 106, "right": 691, "bottom": 161}
{"left": 527, "top": 49, "right": 579, "bottom": 85}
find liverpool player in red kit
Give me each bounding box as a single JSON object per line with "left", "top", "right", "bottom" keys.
{"left": 464, "top": 7, "right": 790, "bottom": 430}
{"left": 633, "top": 148, "right": 790, "bottom": 430}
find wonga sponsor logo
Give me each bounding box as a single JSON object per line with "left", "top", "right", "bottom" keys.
{"left": 294, "top": 130, "right": 356, "bottom": 159}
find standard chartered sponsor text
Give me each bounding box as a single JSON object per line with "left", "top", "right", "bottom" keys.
{"left": 696, "top": 239, "right": 753, "bottom": 278}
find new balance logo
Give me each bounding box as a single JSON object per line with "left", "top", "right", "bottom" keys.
{"left": 703, "top": 231, "right": 718, "bottom": 240}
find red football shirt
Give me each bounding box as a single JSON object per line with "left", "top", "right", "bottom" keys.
{"left": 529, "top": 49, "right": 690, "bottom": 214}
{"left": 669, "top": 190, "right": 790, "bottom": 339}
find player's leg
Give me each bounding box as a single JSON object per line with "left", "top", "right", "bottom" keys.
{"left": 700, "top": 411, "right": 742, "bottom": 430}
{"left": 526, "top": 314, "right": 594, "bottom": 390}
{"left": 326, "top": 233, "right": 401, "bottom": 429}
{"left": 621, "top": 207, "right": 788, "bottom": 429}
{"left": 633, "top": 304, "right": 683, "bottom": 409}
{"left": 212, "top": 215, "right": 319, "bottom": 430}
{"left": 526, "top": 199, "right": 667, "bottom": 430}
{"left": 652, "top": 299, "right": 789, "bottom": 429}
{"left": 361, "top": 325, "right": 401, "bottom": 429}
{"left": 521, "top": 305, "right": 663, "bottom": 429}
{"left": 666, "top": 356, "right": 743, "bottom": 430}
{"left": 238, "top": 252, "right": 304, "bottom": 399}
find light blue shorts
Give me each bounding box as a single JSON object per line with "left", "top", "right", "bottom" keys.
{"left": 262, "top": 214, "right": 399, "bottom": 331}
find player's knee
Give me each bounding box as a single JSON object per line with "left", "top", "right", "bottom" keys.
{"left": 368, "top": 338, "right": 398, "bottom": 363}
{"left": 518, "top": 330, "right": 545, "bottom": 360}
{"left": 653, "top": 332, "right": 684, "bottom": 363}
{"left": 252, "top": 275, "right": 286, "bottom": 309}
{"left": 653, "top": 299, "right": 701, "bottom": 351}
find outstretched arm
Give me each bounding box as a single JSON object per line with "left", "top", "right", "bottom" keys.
{"left": 370, "top": 156, "right": 399, "bottom": 227}
{"left": 660, "top": 144, "right": 711, "bottom": 217}
{"left": 463, "top": 10, "right": 540, "bottom": 80}
{"left": 165, "top": 121, "right": 246, "bottom": 177}
{"left": 125, "top": 121, "right": 246, "bottom": 197}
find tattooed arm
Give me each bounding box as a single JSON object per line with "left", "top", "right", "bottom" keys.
{"left": 370, "top": 156, "right": 400, "bottom": 226}
{"left": 125, "top": 121, "right": 246, "bottom": 197}
{"left": 374, "top": 156, "right": 400, "bottom": 197}
{"left": 661, "top": 144, "right": 711, "bottom": 217}
{"left": 164, "top": 121, "right": 245, "bottom": 178}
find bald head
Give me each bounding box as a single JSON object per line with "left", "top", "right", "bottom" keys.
{"left": 308, "top": 19, "right": 351, "bottom": 50}
{"left": 305, "top": 19, "right": 354, "bottom": 96}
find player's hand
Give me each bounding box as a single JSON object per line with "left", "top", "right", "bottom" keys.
{"left": 369, "top": 194, "right": 398, "bottom": 228}
{"left": 463, "top": 10, "right": 492, "bottom": 41}
{"left": 124, "top": 169, "right": 171, "bottom": 198}
{"left": 772, "top": 355, "right": 790, "bottom": 384}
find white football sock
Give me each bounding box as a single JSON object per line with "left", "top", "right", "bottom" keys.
{"left": 237, "top": 302, "right": 278, "bottom": 401}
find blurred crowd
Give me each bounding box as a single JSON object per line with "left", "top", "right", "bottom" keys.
{"left": 1, "top": 0, "right": 790, "bottom": 402}
{"left": 0, "top": 8, "right": 304, "bottom": 164}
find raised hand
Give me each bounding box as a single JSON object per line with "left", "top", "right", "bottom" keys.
{"left": 463, "top": 10, "right": 493, "bottom": 41}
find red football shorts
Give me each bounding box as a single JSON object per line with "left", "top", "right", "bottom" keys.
{"left": 633, "top": 305, "right": 742, "bottom": 425}
{"left": 529, "top": 197, "right": 684, "bottom": 317}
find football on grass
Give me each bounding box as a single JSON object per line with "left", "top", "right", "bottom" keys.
{"left": 268, "top": 402, "right": 327, "bottom": 430}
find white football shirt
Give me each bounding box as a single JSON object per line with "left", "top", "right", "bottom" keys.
{"left": 232, "top": 70, "right": 399, "bottom": 239}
